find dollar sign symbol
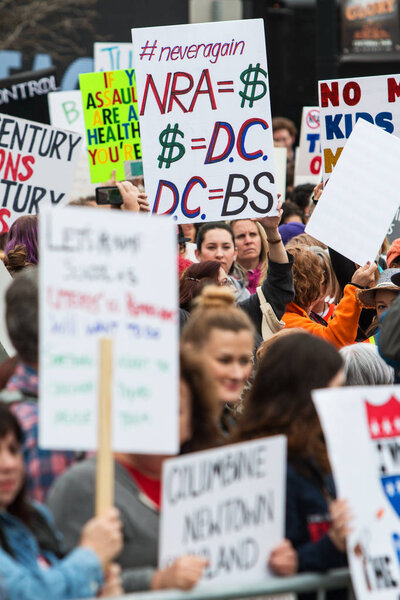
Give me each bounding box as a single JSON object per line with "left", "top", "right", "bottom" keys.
{"left": 157, "top": 123, "right": 185, "bottom": 168}
{"left": 239, "top": 63, "right": 268, "bottom": 108}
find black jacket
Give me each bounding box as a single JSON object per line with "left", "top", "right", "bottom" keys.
{"left": 238, "top": 253, "right": 294, "bottom": 335}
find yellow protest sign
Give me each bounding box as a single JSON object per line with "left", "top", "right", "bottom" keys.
{"left": 79, "top": 69, "right": 141, "bottom": 183}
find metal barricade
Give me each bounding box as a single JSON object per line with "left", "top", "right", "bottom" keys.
{"left": 98, "top": 568, "right": 353, "bottom": 600}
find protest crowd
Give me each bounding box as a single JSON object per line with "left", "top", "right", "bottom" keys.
{"left": 1, "top": 12, "right": 400, "bottom": 600}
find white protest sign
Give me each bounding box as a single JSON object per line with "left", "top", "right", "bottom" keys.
{"left": 39, "top": 207, "right": 178, "bottom": 453}
{"left": 319, "top": 73, "right": 400, "bottom": 184}
{"left": 273, "top": 146, "right": 287, "bottom": 198}
{"left": 132, "top": 19, "right": 278, "bottom": 223}
{"left": 94, "top": 43, "right": 134, "bottom": 72}
{"left": 0, "top": 114, "right": 83, "bottom": 234}
{"left": 295, "top": 106, "right": 321, "bottom": 185}
{"left": 48, "top": 92, "right": 96, "bottom": 201}
{"left": 0, "top": 260, "right": 14, "bottom": 357}
{"left": 48, "top": 91, "right": 85, "bottom": 136}
{"left": 159, "top": 436, "right": 286, "bottom": 588}
{"left": 313, "top": 386, "right": 400, "bottom": 600}
{"left": 306, "top": 119, "right": 400, "bottom": 266}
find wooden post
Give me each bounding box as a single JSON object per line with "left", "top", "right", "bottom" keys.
{"left": 96, "top": 338, "right": 114, "bottom": 516}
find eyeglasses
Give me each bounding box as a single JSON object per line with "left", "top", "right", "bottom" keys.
{"left": 218, "top": 278, "right": 233, "bottom": 287}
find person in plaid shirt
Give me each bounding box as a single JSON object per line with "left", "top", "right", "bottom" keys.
{"left": 0, "top": 268, "right": 78, "bottom": 503}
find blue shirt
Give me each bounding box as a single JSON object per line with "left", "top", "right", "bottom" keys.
{"left": 0, "top": 504, "right": 103, "bottom": 599}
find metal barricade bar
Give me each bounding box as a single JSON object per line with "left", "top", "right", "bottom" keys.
{"left": 95, "top": 568, "right": 351, "bottom": 600}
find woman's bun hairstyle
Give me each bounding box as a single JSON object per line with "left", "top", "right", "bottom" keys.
{"left": 3, "top": 245, "right": 32, "bottom": 276}
{"left": 194, "top": 285, "right": 236, "bottom": 311}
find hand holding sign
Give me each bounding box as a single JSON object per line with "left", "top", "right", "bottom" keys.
{"left": 268, "top": 539, "right": 298, "bottom": 576}
{"left": 80, "top": 507, "right": 123, "bottom": 569}
{"left": 152, "top": 556, "right": 209, "bottom": 591}
{"left": 328, "top": 499, "right": 354, "bottom": 553}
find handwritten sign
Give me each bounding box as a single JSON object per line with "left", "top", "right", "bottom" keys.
{"left": 314, "top": 386, "right": 400, "bottom": 600}
{"left": 132, "top": 19, "right": 277, "bottom": 223}
{"left": 319, "top": 72, "right": 400, "bottom": 183}
{"left": 295, "top": 106, "right": 321, "bottom": 185}
{"left": 306, "top": 119, "right": 400, "bottom": 265}
{"left": 39, "top": 208, "right": 178, "bottom": 453}
{"left": 0, "top": 113, "right": 82, "bottom": 233}
{"left": 94, "top": 43, "right": 134, "bottom": 72}
{"left": 79, "top": 69, "right": 141, "bottom": 183}
{"left": 159, "top": 436, "right": 286, "bottom": 587}
{"left": 48, "top": 91, "right": 96, "bottom": 201}
{"left": 48, "top": 90, "right": 85, "bottom": 135}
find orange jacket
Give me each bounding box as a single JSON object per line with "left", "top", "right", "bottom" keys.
{"left": 282, "top": 284, "right": 361, "bottom": 349}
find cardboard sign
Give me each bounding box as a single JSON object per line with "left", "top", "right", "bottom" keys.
{"left": 79, "top": 69, "right": 141, "bottom": 183}
{"left": 159, "top": 436, "right": 286, "bottom": 587}
{"left": 314, "top": 386, "right": 400, "bottom": 600}
{"left": 0, "top": 113, "right": 82, "bottom": 233}
{"left": 94, "top": 43, "right": 134, "bottom": 72}
{"left": 39, "top": 207, "right": 178, "bottom": 453}
{"left": 48, "top": 90, "right": 85, "bottom": 135}
{"left": 295, "top": 106, "right": 321, "bottom": 185}
{"left": 132, "top": 19, "right": 278, "bottom": 223}
{"left": 306, "top": 119, "right": 400, "bottom": 265}
{"left": 319, "top": 72, "right": 400, "bottom": 184}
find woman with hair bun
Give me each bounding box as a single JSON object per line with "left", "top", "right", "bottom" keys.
{"left": 5, "top": 216, "right": 38, "bottom": 265}
{"left": 3, "top": 245, "right": 32, "bottom": 277}
{"left": 182, "top": 285, "right": 255, "bottom": 429}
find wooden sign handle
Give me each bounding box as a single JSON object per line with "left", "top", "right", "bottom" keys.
{"left": 96, "top": 338, "right": 114, "bottom": 516}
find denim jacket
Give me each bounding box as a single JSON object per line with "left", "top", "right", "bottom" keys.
{"left": 0, "top": 504, "right": 103, "bottom": 599}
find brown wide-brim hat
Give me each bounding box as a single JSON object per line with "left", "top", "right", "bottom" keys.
{"left": 357, "top": 268, "right": 400, "bottom": 308}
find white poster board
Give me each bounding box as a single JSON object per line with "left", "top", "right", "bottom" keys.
{"left": 47, "top": 93, "right": 94, "bottom": 201}
{"left": 0, "top": 114, "right": 83, "bottom": 234}
{"left": 295, "top": 106, "right": 321, "bottom": 186}
{"left": 94, "top": 42, "right": 134, "bottom": 72}
{"left": 159, "top": 436, "right": 286, "bottom": 588}
{"left": 132, "top": 19, "right": 278, "bottom": 223}
{"left": 48, "top": 91, "right": 85, "bottom": 136}
{"left": 39, "top": 207, "right": 179, "bottom": 453}
{"left": 273, "top": 146, "right": 287, "bottom": 198}
{"left": 306, "top": 119, "right": 400, "bottom": 266}
{"left": 314, "top": 386, "right": 400, "bottom": 600}
{"left": 319, "top": 73, "right": 400, "bottom": 184}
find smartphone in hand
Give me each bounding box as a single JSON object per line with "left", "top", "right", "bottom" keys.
{"left": 96, "top": 186, "right": 123, "bottom": 206}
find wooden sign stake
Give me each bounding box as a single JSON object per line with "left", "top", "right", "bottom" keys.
{"left": 96, "top": 338, "right": 114, "bottom": 516}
